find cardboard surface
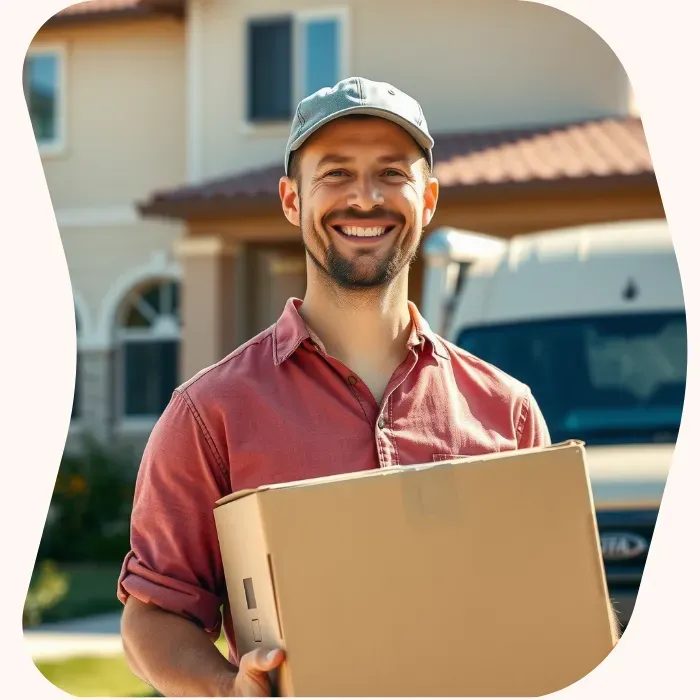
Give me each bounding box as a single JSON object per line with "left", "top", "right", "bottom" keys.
{"left": 214, "top": 441, "right": 616, "bottom": 697}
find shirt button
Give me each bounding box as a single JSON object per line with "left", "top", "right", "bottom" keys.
{"left": 348, "top": 376, "right": 358, "bottom": 386}
{"left": 378, "top": 417, "right": 386, "bottom": 430}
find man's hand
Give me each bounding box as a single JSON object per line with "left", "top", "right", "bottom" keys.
{"left": 232, "top": 647, "right": 286, "bottom": 696}
{"left": 122, "top": 597, "right": 286, "bottom": 697}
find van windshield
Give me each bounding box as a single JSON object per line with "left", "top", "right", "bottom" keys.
{"left": 455, "top": 312, "right": 687, "bottom": 446}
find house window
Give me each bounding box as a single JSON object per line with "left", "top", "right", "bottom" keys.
{"left": 247, "top": 11, "right": 346, "bottom": 122}
{"left": 302, "top": 18, "right": 339, "bottom": 97}
{"left": 118, "top": 280, "right": 180, "bottom": 419}
{"left": 23, "top": 48, "right": 64, "bottom": 150}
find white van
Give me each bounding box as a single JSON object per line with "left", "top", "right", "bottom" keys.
{"left": 421, "top": 219, "right": 686, "bottom": 630}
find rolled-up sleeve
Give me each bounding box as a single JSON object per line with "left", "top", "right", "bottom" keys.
{"left": 118, "top": 389, "right": 230, "bottom": 639}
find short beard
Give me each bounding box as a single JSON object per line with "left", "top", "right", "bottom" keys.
{"left": 305, "top": 241, "right": 407, "bottom": 289}
{"left": 300, "top": 200, "right": 417, "bottom": 290}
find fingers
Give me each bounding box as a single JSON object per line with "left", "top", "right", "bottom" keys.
{"left": 235, "top": 647, "right": 286, "bottom": 697}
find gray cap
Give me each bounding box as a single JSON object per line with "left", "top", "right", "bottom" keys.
{"left": 284, "top": 77, "right": 434, "bottom": 175}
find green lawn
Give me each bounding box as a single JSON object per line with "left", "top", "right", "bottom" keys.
{"left": 36, "top": 655, "right": 156, "bottom": 697}
{"left": 35, "top": 638, "right": 229, "bottom": 697}
{"left": 27, "top": 562, "right": 123, "bottom": 626}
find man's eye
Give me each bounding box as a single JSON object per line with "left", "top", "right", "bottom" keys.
{"left": 325, "top": 170, "right": 348, "bottom": 177}
{"left": 383, "top": 169, "right": 405, "bottom": 177}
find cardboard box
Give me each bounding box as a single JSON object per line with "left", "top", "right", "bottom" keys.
{"left": 214, "top": 441, "right": 616, "bottom": 697}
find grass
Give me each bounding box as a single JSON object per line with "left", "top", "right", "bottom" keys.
{"left": 35, "top": 655, "right": 157, "bottom": 697}
{"left": 34, "top": 634, "right": 229, "bottom": 697}
{"left": 27, "top": 562, "right": 123, "bottom": 626}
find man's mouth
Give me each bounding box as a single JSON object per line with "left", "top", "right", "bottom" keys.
{"left": 331, "top": 224, "right": 398, "bottom": 238}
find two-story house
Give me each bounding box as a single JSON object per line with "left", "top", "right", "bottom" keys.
{"left": 29, "top": 0, "right": 663, "bottom": 451}
{"left": 26, "top": 0, "right": 187, "bottom": 452}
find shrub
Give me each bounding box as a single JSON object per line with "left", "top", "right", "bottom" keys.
{"left": 38, "top": 435, "right": 138, "bottom": 563}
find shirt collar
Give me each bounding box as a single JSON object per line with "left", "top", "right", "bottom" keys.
{"left": 407, "top": 301, "right": 450, "bottom": 360}
{"left": 273, "top": 297, "right": 449, "bottom": 366}
{"left": 273, "top": 298, "right": 312, "bottom": 366}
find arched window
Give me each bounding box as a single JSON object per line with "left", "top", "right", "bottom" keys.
{"left": 117, "top": 279, "right": 180, "bottom": 418}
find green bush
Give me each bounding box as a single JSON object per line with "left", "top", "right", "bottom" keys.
{"left": 38, "top": 435, "right": 138, "bottom": 563}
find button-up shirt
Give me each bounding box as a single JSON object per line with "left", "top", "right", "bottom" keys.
{"left": 118, "top": 298, "right": 550, "bottom": 663}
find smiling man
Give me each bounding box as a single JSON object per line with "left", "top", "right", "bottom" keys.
{"left": 118, "top": 78, "right": 551, "bottom": 697}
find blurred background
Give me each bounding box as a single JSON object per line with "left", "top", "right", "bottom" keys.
{"left": 22, "top": 0, "right": 684, "bottom": 696}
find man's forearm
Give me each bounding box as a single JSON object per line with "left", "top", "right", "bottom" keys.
{"left": 121, "top": 597, "right": 238, "bottom": 697}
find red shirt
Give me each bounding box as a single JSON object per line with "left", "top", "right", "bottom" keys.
{"left": 118, "top": 298, "right": 550, "bottom": 663}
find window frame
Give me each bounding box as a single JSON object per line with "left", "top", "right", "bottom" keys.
{"left": 244, "top": 7, "right": 350, "bottom": 131}
{"left": 115, "top": 279, "right": 181, "bottom": 428}
{"left": 24, "top": 43, "right": 68, "bottom": 157}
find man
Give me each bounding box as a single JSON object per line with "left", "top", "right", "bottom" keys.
{"left": 119, "top": 77, "right": 551, "bottom": 697}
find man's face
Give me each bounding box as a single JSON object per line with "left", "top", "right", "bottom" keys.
{"left": 280, "top": 117, "right": 439, "bottom": 290}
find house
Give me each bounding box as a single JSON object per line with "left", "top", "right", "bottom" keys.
{"left": 25, "top": 0, "right": 187, "bottom": 453}
{"left": 137, "top": 0, "right": 663, "bottom": 383}
{"left": 29, "top": 0, "right": 663, "bottom": 451}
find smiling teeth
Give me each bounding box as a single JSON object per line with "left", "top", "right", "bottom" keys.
{"left": 340, "top": 226, "right": 388, "bottom": 237}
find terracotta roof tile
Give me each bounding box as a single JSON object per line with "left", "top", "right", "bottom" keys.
{"left": 141, "top": 116, "right": 655, "bottom": 218}
{"left": 430, "top": 118, "right": 651, "bottom": 186}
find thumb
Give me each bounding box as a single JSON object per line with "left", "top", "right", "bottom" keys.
{"left": 236, "top": 647, "right": 285, "bottom": 695}
{"left": 251, "top": 647, "right": 285, "bottom": 671}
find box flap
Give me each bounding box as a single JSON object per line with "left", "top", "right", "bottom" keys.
{"left": 214, "top": 440, "right": 585, "bottom": 508}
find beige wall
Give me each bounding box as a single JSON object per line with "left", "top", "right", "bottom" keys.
{"left": 191, "top": 0, "right": 633, "bottom": 182}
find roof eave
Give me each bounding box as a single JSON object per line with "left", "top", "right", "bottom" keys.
{"left": 139, "top": 171, "right": 659, "bottom": 223}
{"left": 437, "top": 171, "right": 659, "bottom": 202}
{"left": 138, "top": 192, "right": 281, "bottom": 221}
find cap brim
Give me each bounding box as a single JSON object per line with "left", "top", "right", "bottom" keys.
{"left": 286, "top": 105, "right": 434, "bottom": 174}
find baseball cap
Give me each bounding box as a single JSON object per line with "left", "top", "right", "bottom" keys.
{"left": 284, "top": 77, "right": 434, "bottom": 176}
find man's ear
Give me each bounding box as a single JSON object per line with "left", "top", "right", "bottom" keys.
{"left": 422, "top": 176, "right": 439, "bottom": 227}
{"left": 279, "top": 177, "right": 301, "bottom": 227}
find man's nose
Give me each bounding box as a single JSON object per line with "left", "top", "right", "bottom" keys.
{"left": 347, "top": 175, "right": 384, "bottom": 210}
